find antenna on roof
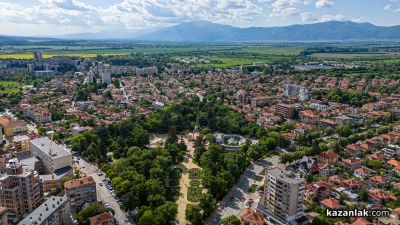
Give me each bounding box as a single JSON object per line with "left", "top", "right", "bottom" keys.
{"left": 49, "top": 140, "right": 53, "bottom": 156}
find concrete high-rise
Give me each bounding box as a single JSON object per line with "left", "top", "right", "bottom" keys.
{"left": 0, "top": 158, "right": 43, "bottom": 224}
{"left": 258, "top": 168, "right": 305, "bottom": 225}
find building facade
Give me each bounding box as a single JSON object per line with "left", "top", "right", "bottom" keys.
{"left": 0, "top": 159, "right": 43, "bottom": 224}
{"left": 258, "top": 168, "right": 305, "bottom": 225}
{"left": 30, "top": 137, "right": 73, "bottom": 174}
{"left": 18, "top": 196, "right": 73, "bottom": 225}
{"left": 64, "top": 176, "right": 97, "bottom": 215}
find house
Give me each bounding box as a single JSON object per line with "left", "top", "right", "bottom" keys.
{"left": 343, "top": 178, "right": 366, "bottom": 192}
{"left": 321, "top": 197, "right": 341, "bottom": 209}
{"left": 318, "top": 163, "right": 336, "bottom": 177}
{"left": 329, "top": 175, "right": 345, "bottom": 185}
{"left": 299, "top": 110, "right": 319, "bottom": 125}
{"left": 368, "top": 189, "right": 397, "bottom": 206}
{"left": 342, "top": 158, "right": 363, "bottom": 171}
{"left": 298, "top": 156, "right": 319, "bottom": 175}
{"left": 304, "top": 181, "right": 335, "bottom": 202}
{"left": 89, "top": 212, "right": 116, "bottom": 225}
{"left": 354, "top": 167, "right": 370, "bottom": 179}
{"left": 345, "top": 144, "right": 364, "bottom": 158}
{"left": 317, "top": 150, "right": 339, "bottom": 164}
{"left": 0, "top": 116, "right": 28, "bottom": 137}
{"left": 351, "top": 218, "right": 372, "bottom": 225}
{"left": 369, "top": 175, "right": 389, "bottom": 188}
{"left": 240, "top": 208, "right": 265, "bottom": 225}
{"left": 319, "top": 118, "right": 337, "bottom": 128}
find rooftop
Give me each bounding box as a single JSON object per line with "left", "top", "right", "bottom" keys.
{"left": 64, "top": 176, "right": 95, "bottom": 190}
{"left": 30, "top": 137, "right": 71, "bottom": 158}
{"left": 268, "top": 167, "right": 304, "bottom": 184}
{"left": 18, "top": 196, "right": 69, "bottom": 225}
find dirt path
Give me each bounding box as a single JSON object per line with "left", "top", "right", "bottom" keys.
{"left": 176, "top": 134, "right": 201, "bottom": 225}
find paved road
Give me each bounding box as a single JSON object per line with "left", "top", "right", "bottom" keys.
{"left": 206, "top": 156, "right": 280, "bottom": 225}
{"left": 76, "top": 158, "right": 135, "bottom": 225}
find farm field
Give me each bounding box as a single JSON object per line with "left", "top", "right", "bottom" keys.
{"left": 311, "top": 52, "right": 400, "bottom": 59}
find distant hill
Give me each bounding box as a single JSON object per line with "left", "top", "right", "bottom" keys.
{"left": 137, "top": 21, "right": 400, "bottom": 42}
{"left": 0, "top": 35, "right": 55, "bottom": 43}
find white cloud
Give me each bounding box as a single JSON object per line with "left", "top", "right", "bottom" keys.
{"left": 383, "top": 4, "right": 391, "bottom": 11}
{"left": 300, "top": 12, "right": 315, "bottom": 22}
{"left": 315, "top": 0, "right": 334, "bottom": 8}
{"left": 319, "top": 14, "right": 346, "bottom": 22}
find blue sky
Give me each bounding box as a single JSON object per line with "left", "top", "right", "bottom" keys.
{"left": 0, "top": 0, "right": 399, "bottom": 36}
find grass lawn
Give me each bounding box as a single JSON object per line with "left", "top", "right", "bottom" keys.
{"left": 187, "top": 186, "right": 202, "bottom": 202}
{"left": 190, "top": 179, "right": 201, "bottom": 187}
{"left": 189, "top": 168, "right": 201, "bottom": 180}
{"left": 0, "top": 81, "right": 22, "bottom": 95}
{"left": 256, "top": 175, "right": 264, "bottom": 182}
{"left": 248, "top": 184, "right": 258, "bottom": 193}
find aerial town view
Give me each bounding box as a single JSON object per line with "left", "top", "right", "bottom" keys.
{"left": 1, "top": 1, "right": 400, "bottom": 225}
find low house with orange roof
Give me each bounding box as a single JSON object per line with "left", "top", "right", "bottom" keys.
{"left": 368, "top": 189, "right": 397, "bottom": 206}
{"left": 354, "top": 167, "right": 371, "bottom": 179}
{"left": 321, "top": 197, "right": 341, "bottom": 209}
{"left": 317, "top": 150, "right": 339, "bottom": 164}
{"left": 342, "top": 158, "right": 363, "bottom": 171}
{"left": 345, "top": 144, "right": 364, "bottom": 158}
{"left": 380, "top": 134, "right": 396, "bottom": 144}
{"left": 366, "top": 153, "right": 384, "bottom": 160}
{"left": 351, "top": 218, "right": 372, "bottom": 225}
{"left": 334, "top": 222, "right": 350, "bottom": 225}
{"left": 89, "top": 212, "right": 115, "bottom": 225}
{"left": 387, "top": 159, "right": 400, "bottom": 174}
{"left": 369, "top": 175, "right": 389, "bottom": 188}
{"left": 329, "top": 175, "right": 345, "bottom": 185}
{"left": 394, "top": 182, "right": 400, "bottom": 191}
{"left": 343, "top": 178, "right": 366, "bottom": 192}
{"left": 304, "top": 181, "right": 335, "bottom": 202}
{"left": 240, "top": 208, "right": 264, "bottom": 225}
{"left": 299, "top": 110, "right": 319, "bottom": 125}
{"left": 319, "top": 118, "right": 337, "bottom": 128}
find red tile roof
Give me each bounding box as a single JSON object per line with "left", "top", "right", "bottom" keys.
{"left": 321, "top": 197, "right": 341, "bottom": 209}
{"left": 240, "top": 208, "right": 264, "bottom": 225}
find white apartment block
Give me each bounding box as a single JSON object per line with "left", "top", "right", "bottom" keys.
{"left": 30, "top": 137, "right": 72, "bottom": 174}
{"left": 260, "top": 168, "right": 305, "bottom": 225}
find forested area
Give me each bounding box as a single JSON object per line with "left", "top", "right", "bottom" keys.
{"left": 68, "top": 96, "right": 274, "bottom": 224}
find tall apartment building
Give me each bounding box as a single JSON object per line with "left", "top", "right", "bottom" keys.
{"left": 18, "top": 196, "right": 73, "bottom": 225}
{"left": 64, "top": 176, "right": 97, "bottom": 214}
{"left": 283, "top": 84, "right": 310, "bottom": 101}
{"left": 258, "top": 168, "right": 305, "bottom": 225}
{"left": 0, "top": 158, "right": 43, "bottom": 224}
{"left": 30, "top": 137, "right": 73, "bottom": 174}
{"left": 275, "top": 103, "right": 296, "bottom": 119}
{"left": 33, "top": 52, "right": 43, "bottom": 61}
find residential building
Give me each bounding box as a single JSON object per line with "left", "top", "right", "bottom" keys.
{"left": 12, "top": 135, "right": 30, "bottom": 154}
{"left": 258, "top": 168, "right": 305, "bottom": 225}
{"left": 33, "top": 52, "right": 43, "bottom": 61}
{"left": 89, "top": 212, "right": 115, "bottom": 225}
{"left": 0, "top": 116, "right": 28, "bottom": 137}
{"left": 251, "top": 96, "right": 272, "bottom": 108}
{"left": 21, "top": 105, "right": 52, "bottom": 124}
{"left": 18, "top": 196, "right": 73, "bottom": 225}
{"left": 30, "top": 137, "right": 73, "bottom": 174}
{"left": 64, "top": 176, "right": 97, "bottom": 214}
{"left": 275, "top": 103, "right": 296, "bottom": 119}
{"left": 283, "top": 84, "right": 310, "bottom": 101}
{"left": 0, "top": 159, "right": 43, "bottom": 224}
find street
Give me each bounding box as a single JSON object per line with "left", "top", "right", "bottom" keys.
{"left": 206, "top": 156, "right": 280, "bottom": 225}
{"left": 75, "top": 157, "right": 135, "bottom": 225}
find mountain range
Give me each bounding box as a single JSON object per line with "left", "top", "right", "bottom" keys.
{"left": 1, "top": 21, "right": 400, "bottom": 43}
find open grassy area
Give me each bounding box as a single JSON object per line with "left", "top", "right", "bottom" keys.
{"left": 0, "top": 81, "right": 22, "bottom": 95}
{"left": 311, "top": 52, "right": 400, "bottom": 59}
{"left": 0, "top": 53, "right": 128, "bottom": 59}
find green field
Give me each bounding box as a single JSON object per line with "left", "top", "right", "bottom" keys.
{"left": 0, "top": 81, "right": 22, "bottom": 95}
{"left": 311, "top": 52, "right": 400, "bottom": 59}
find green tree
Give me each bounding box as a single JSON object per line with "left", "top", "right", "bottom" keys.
{"left": 221, "top": 215, "right": 241, "bottom": 225}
